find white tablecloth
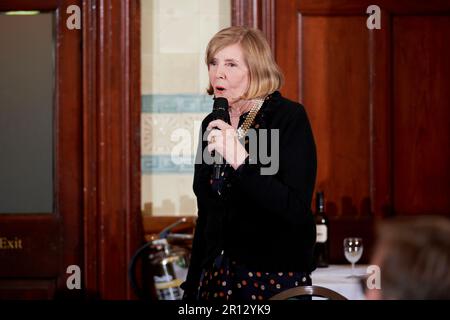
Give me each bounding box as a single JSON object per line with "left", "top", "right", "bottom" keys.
{"left": 311, "top": 264, "right": 368, "bottom": 300}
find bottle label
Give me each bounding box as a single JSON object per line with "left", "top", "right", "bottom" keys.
{"left": 316, "top": 225, "right": 328, "bottom": 243}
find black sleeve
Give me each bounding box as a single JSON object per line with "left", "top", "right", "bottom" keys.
{"left": 181, "top": 118, "right": 218, "bottom": 300}
{"left": 234, "top": 106, "right": 317, "bottom": 225}
{"left": 180, "top": 208, "right": 205, "bottom": 301}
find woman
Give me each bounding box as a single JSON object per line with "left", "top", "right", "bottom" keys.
{"left": 181, "top": 26, "right": 317, "bottom": 301}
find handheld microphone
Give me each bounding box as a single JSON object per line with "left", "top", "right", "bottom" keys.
{"left": 211, "top": 97, "right": 230, "bottom": 180}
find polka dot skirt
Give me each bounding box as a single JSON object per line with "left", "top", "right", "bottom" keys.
{"left": 197, "top": 252, "right": 311, "bottom": 302}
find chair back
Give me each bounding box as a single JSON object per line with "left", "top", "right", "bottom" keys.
{"left": 269, "top": 285, "right": 347, "bottom": 300}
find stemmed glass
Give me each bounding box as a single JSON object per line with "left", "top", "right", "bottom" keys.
{"left": 343, "top": 237, "right": 363, "bottom": 277}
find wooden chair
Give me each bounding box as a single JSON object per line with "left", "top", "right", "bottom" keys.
{"left": 269, "top": 285, "right": 347, "bottom": 300}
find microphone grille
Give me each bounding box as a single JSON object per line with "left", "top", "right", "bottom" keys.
{"left": 213, "top": 97, "right": 229, "bottom": 112}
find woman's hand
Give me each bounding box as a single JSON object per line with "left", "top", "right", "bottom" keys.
{"left": 207, "top": 120, "right": 248, "bottom": 170}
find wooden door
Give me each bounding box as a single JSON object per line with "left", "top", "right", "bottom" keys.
{"left": 0, "top": 0, "right": 142, "bottom": 299}
{"left": 0, "top": 0, "right": 83, "bottom": 299}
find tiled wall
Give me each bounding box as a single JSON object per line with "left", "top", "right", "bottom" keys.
{"left": 141, "top": 0, "right": 231, "bottom": 216}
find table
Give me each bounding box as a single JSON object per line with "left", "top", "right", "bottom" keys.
{"left": 311, "top": 264, "right": 368, "bottom": 300}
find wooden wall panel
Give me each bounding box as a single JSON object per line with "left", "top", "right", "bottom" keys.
{"left": 275, "top": 0, "right": 299, "bottom": 101}
{"left": 393, "top": 16, "right": 450, "bottom": 216}
{"left": 82, "top": 0, "right": 143, "bottom": 300}
{"left": 0, "top": 280, "right": 56, "bottom": 300}
{"left": 232, "top": 0, "right": 276, "bottom": 54}
{"left": 274, "top": 0, "right": 450, "bottom": 263}
{"left": 302, "top": 16, "right": 371, "bottom": 217}
{"left": 277, "top": 1, "right": 450, "bottom": 220}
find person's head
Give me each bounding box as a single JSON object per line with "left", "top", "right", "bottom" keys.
{"left": 366, "top": 215, "right": 450, "bottom": 300}
{"left": 205, "top": 26, "right": 283, "bottom": 104}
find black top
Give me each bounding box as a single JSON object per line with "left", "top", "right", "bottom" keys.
{"left": 181, "top": 91, "right": 317, "bottom": 295}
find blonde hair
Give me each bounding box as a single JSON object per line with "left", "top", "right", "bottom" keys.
{"left": 206, "top": 26, "right": 283, "bottom": 99}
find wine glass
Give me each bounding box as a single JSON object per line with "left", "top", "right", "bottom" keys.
{"left": 343, "top": 237, "right": 363, "bottom": 277}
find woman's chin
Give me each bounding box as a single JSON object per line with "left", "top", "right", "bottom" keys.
{"left": 214, "top": 91, "right": 227, "bottom": 98}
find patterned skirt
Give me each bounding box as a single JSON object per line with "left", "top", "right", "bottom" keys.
{"left": 197, "top": 251, "right": 311, "bottom": 302}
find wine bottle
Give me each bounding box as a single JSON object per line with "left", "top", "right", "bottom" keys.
{"left": 314, "top": 191, "right": 329, "bottom": 267}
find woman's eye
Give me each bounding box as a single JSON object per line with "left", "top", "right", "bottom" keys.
{"left": 227, "top": 63, "right": 236, "bottom": 67}
{"left": 209, "top": 61, "right": 217, "bottom": 66}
